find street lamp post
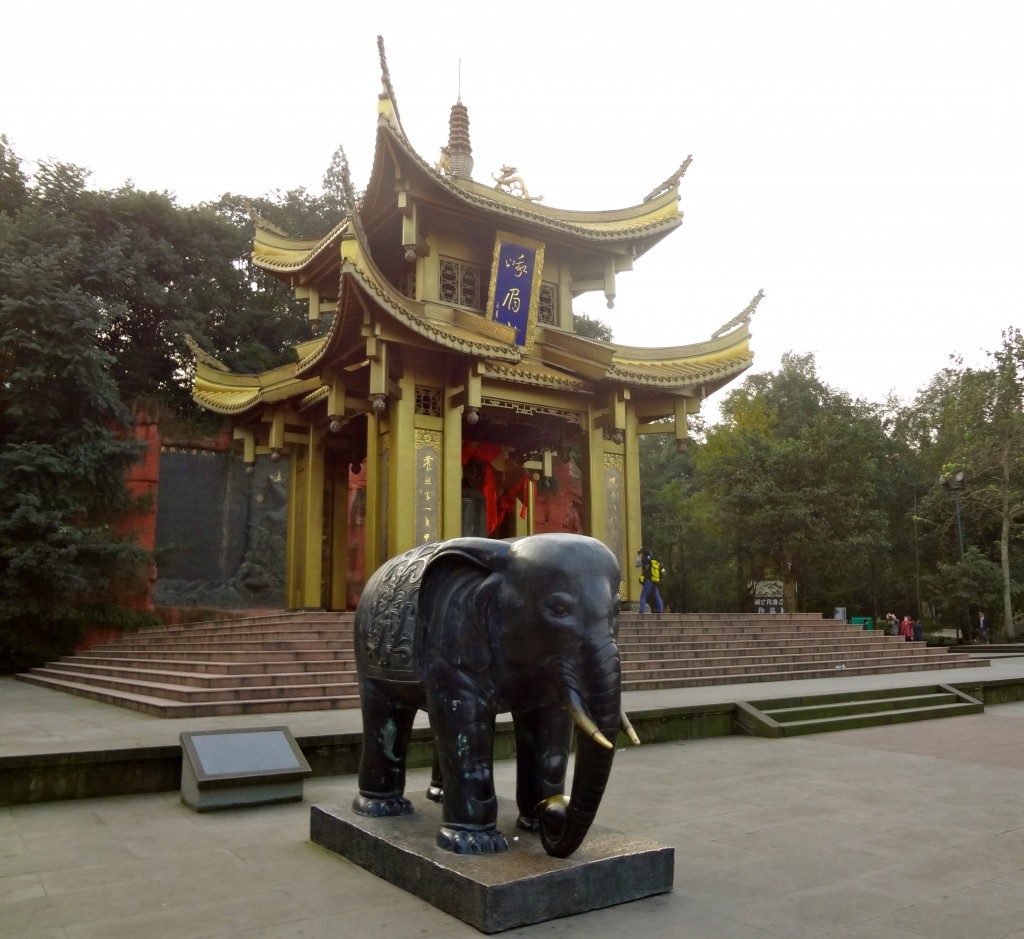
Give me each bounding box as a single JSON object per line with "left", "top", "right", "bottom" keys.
{"left": 939, "top": 470, "right": 969, "bottom": 640}
{"left": 912, "top": 513, "right": 923, "bottom": 621}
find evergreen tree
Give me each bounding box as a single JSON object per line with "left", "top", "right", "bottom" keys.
{"left": 693, "top": 353, "right": 888, "bottom": 613}
{"left": 0, "top": 201, "right": 149, "bottom": 670}
{"left": 0, "top": 134, "right": 29, "bottom": 214}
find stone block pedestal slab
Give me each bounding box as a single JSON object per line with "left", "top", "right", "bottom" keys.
{"left": 310, "top": 794, "right": 674, "bottom": 933}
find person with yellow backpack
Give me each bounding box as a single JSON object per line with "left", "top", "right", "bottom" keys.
{"left": 635, "top": 546, "right": 665, "bottom": 614}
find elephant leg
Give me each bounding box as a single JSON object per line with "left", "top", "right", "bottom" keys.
{"left": 427, "top": 692, "right": 507, "bottom": 854}
{"left": 352, "top": 680, "right": 417, "bottom": 818}
{"left": 511, "top": 703, "right": 573, "bottom": 833}
{"left": 426, "top": 746, "right": 443, "bottom": 803}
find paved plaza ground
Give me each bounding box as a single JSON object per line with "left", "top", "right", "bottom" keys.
{"left": 2, "top": 658, "right": 1024, "bottom": 938}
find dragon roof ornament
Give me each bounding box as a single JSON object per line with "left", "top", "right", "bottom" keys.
{"left": 643, "top": 156, "right": 693, "bottom": 203}
{"left": 492, "top": 165, "right": 543, "bottom": 203}
{"left": 712, "top": 289, "right": 764, "bottom": 339}
{"left": 377, "top": 35, "right": 404, "bottom": 134}
{"left": 184, "top": 334, "right": 230, "bottom": 373}
{"left": 245, "top": 204, "right": 290, "bottom": 237}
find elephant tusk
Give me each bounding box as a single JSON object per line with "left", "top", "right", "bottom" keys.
{"left": 564, "top": 688, "right": 614, "bottom": 750}
{"left": 620, "top": 710, "right": 641, "bottom": 746}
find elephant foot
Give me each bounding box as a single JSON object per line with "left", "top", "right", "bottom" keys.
{"left": 352, "top": 793, "right": 414, "bottom": 818}
{"left": 436, "top": 825, "right": 509, "bottom": 855}
{"left": 425, "top": 784, "right": 444, "bottom": 803}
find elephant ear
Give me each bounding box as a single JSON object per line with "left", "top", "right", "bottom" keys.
{"left": 418, "top": 538, "right": 511, "bottom": 672}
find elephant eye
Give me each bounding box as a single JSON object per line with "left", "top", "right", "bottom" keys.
{"left": 547, "top": 593, "right": 573, "bottom": 618}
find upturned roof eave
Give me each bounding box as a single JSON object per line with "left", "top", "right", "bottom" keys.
{"left": 250, "top": 219, "right": 350, "bottom": 277}
{"left": 607, "top": 323, "right": 755, "bottom": 393}
{"left": 611, "top": 322, "right": 753, "bottom": 363}
{"left": 191, "top": 357, "right": 322, "bottom": 416}
{"left": 364, "top": 118, "right": 685, "bottom": 248}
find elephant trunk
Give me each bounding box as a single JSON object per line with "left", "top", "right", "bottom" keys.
{"left": 541, "top": 637, "right": 622, "bottom": 858}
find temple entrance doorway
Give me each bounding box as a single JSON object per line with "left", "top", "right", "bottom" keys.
{"left": 460, "top": 404, "right": 585, "bottom": 542}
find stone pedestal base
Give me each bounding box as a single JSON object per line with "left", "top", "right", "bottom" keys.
{"left": 310, "top": 795, "right": 674, "bottom": 933}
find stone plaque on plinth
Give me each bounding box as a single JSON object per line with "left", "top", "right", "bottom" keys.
{"left": 310, "top": 794, "right": 673, "bottom": 933}
{"left": 180, "top": 727, "right": 311, "bottom": 812}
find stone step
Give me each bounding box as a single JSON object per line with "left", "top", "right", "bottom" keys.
{"left": 774, "top": 701, "right": 982, "bottom": 733}
{"left": 631, "top": 650, "right": 973, "bottom": 678}
{"left": 74, "top": 648, "right": 347, "bottom": 664}
{"left": 621, "top": 647, "right": 957, "bottom": 668}
{"left": 21, "top": 667, "right": 360, "bottom": 704}
{"left": 760, "top": 690, "right": 960, "bottom": 723}
{"left": 617, "top": 626, "right": 883, "bottom": 640}
{"left": 36, "top": 660, "right": 358, "bottom": 688}
{"left": 107, "top": 626, "right": 356, "bottom": 643}
{"left": 735, "top": 684, "right": 985, "bottom": 736}
{"left": 53, "top": 655, "right": 357, "bottom": 675}
{"left": 619, "top": 612, "right": 829, "bottom": 622}
{"left": 623, "top": 658, "right": 978, "bottom": 691}
{"left": 14, "top": 673, "right": 361, "bottom": 718}
{"left": 617, "top": 639, "right": 929, "bottom": 659}
{"left": 94, "top": 638, "right": 355, "bottom": 653}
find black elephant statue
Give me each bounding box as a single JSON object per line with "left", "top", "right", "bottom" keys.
{"left": 352, "top": 532, "right": 639, "bottom": 858}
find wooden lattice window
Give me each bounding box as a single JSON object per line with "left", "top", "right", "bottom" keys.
{"left": 415, "top": 385, "right": 443, "bottom": 417}
{"left": 538, "top": 283, "right": 556, "bottom": 325}
{"left": 439, "top": 257, "right": 484, "bottom": 312}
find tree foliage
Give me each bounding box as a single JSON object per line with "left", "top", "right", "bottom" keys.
{"left": 906, "top": 330, "right": 1024, "bottom": 637}
{"left": 0, "top": 196, "right": 151, "bottom": 669}
{"left": 693, "top": 354, "right": 888, "bottom": 612}
{"left": 572, "top": 312, "right": 614, "bottom": 342}
{"left": 634, "top": 340, "right": 1023, "bottom": 637}
{"left": 0, "top": 137, "right": 340, "bottom": 668}
{"left": 3, "top": 140, "right": 323, "bottom": 417}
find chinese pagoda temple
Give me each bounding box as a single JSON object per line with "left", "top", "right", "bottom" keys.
{"left": 191, "top": 38, "right": 760, "bottom": 611}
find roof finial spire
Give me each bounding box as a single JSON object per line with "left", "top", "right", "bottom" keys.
{"left": 377, "top": 35, "right": 403, "bottom": 131}
{"left": 441, "top": 63, "right": 473, "bottom": 179}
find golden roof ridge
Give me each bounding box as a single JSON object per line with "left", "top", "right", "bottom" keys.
{"left": 480, "top": 357, "right": 592, "bottom": 392}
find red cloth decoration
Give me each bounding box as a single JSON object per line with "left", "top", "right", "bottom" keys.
{"left": 462, "top": 442, "right": 504, "bottom": 534}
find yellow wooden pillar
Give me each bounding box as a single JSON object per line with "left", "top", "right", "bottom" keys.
{"left": 387, "top": 372, "right": 418, "bottom": 554}
{"left": 583, "top": 414, "right": 614, "bottom": 541}
{"left": 299, "top": 424, "right": 326, "bottom": 608}
{"left": 442, "top": 391, "right": 464, "bottom": 539}
{"left": 624, "top": 402, "right": 644, "bottom": 607}
{"left": 327, "top": 451, "right": 349, "bottom": 611}
{"left": 585, "top": 392, "right": 628, "bottom": 594}
{"left": 284, "top": 447, "right": 302, "bottom": 610}
{"left": 365, "top": 413, "right": 386, "bottom": 572}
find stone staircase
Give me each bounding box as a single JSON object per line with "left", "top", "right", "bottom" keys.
{"left": 16, "top": 611, "right": 986, "bottom": 718}
{"left": 18, "top": 612, "right": 359, "bottom": 718}
{"left": 615, "top": 613, "right": 984, "bottom": 690}
{"left": 734, "top": 684, "right": 985, "bottom": 737}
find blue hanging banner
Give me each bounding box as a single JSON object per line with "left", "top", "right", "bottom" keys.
{"left": 487, "top": 232, "right": 545, "bottom": 352}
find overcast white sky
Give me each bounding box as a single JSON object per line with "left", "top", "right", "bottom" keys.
{"left": 4, "top": 0, "right": 1022, "bottom": 417}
